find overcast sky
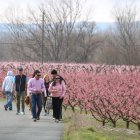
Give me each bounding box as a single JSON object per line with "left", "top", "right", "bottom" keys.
{"left": 0, "top": 0, "right": 140, "bottom": 22}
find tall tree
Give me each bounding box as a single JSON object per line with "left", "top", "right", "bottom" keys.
{"left": 113, "top": 2, "right": 140, "bottom": 65}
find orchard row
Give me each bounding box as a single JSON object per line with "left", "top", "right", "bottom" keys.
{"left": 0, "top": 62, "right": 140, "bottom": 130}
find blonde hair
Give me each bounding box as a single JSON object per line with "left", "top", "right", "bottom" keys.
{"left": 43, "top": 74, "right": 49, "bottom": 81}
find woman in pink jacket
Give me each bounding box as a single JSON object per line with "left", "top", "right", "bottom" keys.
{"left": 48, "top": 75, "right": 66, "bottom": 123}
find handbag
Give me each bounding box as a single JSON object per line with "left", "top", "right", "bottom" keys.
{"left": 25, "top": 96, "right": 30, "bottom": 105}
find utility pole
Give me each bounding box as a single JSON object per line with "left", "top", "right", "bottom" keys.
{"left": 41, "top": 10, "right": 45, "bottom": 65}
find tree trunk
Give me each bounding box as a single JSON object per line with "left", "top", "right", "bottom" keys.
{"left": 137, "top": 122, "right": 140, "bottom": 131}
{"left": 80, "top": 108, "right": 83, "bottom": 114}
{"left": 126, "top": 121, "right": 130, "bottom": 129}
{"left": 102, "top": 121, "right": 105, "bottom": 126}
{"left": 71, "top": 106, "right": 75, "bottom": 112}
{"left": 112, "top": 121, "right": 116, "bottom": 128}
{"left": 63, "top": 105, "right": 67, "bottom": 111}
{"left": 85, "top": 109, "right": 88, "bottom": 114}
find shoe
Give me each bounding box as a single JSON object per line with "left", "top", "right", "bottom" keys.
{"left": 16, "top": 112, "right": 20, "bottom": 115}
{"left": 37, "top": 116, "right": 40, "bottom": 120}
{"left": 44, "top": 113, "right": 47, "bottom": 116}
{"left": 9, "top": 109, "right": 12, "bottom": 111}
{"left": 4, "top": 105, "right": 7, "bottom": 111}
{"left": 20, "top": 112, "right": 25, "bottom": 115}
{"left": 59, "top": 118, "right": 63, "bottom": 121}
{"left": 55, "top": 119, "right": 59, "bottom": 123}
{"left": 33, "top": 118, "right": 36, "bottom": 122}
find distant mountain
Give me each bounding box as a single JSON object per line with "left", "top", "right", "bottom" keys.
{"left": 0, "top": 23, "right": 8, "bottom": 32}
{"left": 96, "top": 22, "right": 115, "bottom": 30}
{"left": 0, "top": 22, "right": 116, "bottom": 32}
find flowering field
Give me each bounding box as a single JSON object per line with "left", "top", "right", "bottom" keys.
{"left": 0, "top": 62, "right": 140, "bottom": 130}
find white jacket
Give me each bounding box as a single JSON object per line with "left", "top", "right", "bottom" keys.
{"left": 2, "top": 71, "right": 14, "bottom": 93}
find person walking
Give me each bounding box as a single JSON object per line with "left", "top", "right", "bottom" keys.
{"left": 28, "top": 70, "right": 46, "bottom": 122}
{"left": 48, "top": 75, "right": 66, "bottom": 123}
{"left": 43, "top": 74, "right": 50, "bottom": 116}
{"left": 14, "top": 67, "right": 27, "bottom": 115}
{"left": 2, "top": 71, "right": 14, "bottom": 111}
{"left": 50, "top": 69, "right": 66, "bottom": 120}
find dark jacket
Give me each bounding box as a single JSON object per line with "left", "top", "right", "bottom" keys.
{"left": 44, "top": 81, "right": 50, "bottom": 96}
{"left": 15, "top": 75, "right": 27, "bottom": 92}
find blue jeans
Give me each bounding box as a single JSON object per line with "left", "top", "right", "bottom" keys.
{"left": 31, "top": 94, "right": 42, "bottom": 119}
{"left": 5, "top": 91, "right": 13, "bottom": 110}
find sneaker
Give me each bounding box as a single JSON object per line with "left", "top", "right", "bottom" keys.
{"left": 16, "top": 112, "right": 20, "bottom": 115}
{"left": 59, "top": 118, "right": 63, "bottom": 122}
{"left": 20, "top": 112, "right": 25, "bottom": 115}
{"left": 44, "top": 113, "right": 47, "bottom": 116}
{"left": 4, "top": 105, "right": 7, "bottom": 111}
{"left": 33, "top": 118, "right": 36, "bottom": 122}
{"left": 37, "top": 116, "right": 40, "bottom": 120}
{"left": 55, "top": 119, "right": 59, "bottom": 123}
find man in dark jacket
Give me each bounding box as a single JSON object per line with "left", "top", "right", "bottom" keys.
{"left": 14, "top": 67, "right": 27, "bottom": 115}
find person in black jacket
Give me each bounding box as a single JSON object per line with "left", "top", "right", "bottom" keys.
{"left": 14, "top": 67, "right": 27, "bottom": 115}
{"left": 43, "top": 74, "right": 50, "bottom": 116}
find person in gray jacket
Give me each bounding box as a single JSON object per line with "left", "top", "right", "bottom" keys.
{"left": 2, "top": 71, "right": 14, "bottom": 111}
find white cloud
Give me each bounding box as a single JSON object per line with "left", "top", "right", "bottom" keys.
{"left": 83, "top": 0, "right": 140, "bottom": 22}
{"left": 0, "top": 0, "right": 140, "bottom": 22}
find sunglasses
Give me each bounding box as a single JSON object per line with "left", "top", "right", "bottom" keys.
{"left": 55, "top": 77, "right": 60, "bottom": 79}
{"left": 37, "top": 74, "right": 41, "bottom": 77}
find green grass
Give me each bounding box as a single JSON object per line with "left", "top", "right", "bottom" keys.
{"left": 62, "top": 109, "right": 140, "bottom": 140}
{"left": 63, "top": 127, "right": 140, "bottom": 140}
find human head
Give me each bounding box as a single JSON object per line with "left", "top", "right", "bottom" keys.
{"left": 52, "top": 75, "right": 62, "bottom": 86}
{"left": 55, "top": 75, "right": 62, "bottom": 84}
{"left": 33, "top": 70, "right": 41, "bottom": 80}
{"left": 43, "top": 74, "right": 49, "bottom": 82}
{"left": 7, "top": 71, "right": 13, "bottom": 76}
{"left": 51, "top": 69, "right": 57, "bottom": 79}
{"left": 17, "top": 66, "right": 23, "bottom": 75}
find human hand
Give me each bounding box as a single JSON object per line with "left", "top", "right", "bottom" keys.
{"left": 3, "top": 94, "right": 6, "bottom": 98}
{"left": 2, "top": 90, "right": 5, "bottom": 95}
{"left": 49, "top": 94, "right": 52, "bottom": 97}
{"left": 51, "top": 89, "right": 57, "bottom": 93}
{"left": 59, "top": 96, "right": 63, "bottom": 99}
{"left": 11, "top": 90, "right": 15, "bottom": 94}
{"left": 34, "top": 89, "right": 41, "bottom": 93}
{"left": 37, "top": 89, "right": 42, "bottom": 93}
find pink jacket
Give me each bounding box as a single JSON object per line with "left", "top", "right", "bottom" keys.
{"left": 48, "top": 81, "right": 66, "bottom": 98}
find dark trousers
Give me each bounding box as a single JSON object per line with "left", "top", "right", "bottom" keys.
{"left": 52, "top": 97, "right": 63, "bottom": 120}
{"left": 31, "top": 94, "right": 42, "bottom": 119}
{"left": 16, "top": 91, "right": 25, "bottom": 113}
{"left": 42, "top": 95, "right": 47, "bottom": 112}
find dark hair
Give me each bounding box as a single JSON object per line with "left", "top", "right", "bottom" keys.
{"left": 51, "top": 69, "right": 57, "bottom": 75}
{"left": 58, "top": 75, "right": 66, "bottom": 85}
{"left": 32, "top": 70, "right": 40, "bottom": 78}
{"left": 52, "top": 76, "right": 62, "bottom": 86}
{"left": 17, "top": 66, "right": 23, "bottom": 71}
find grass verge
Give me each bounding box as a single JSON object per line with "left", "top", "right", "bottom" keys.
{"left": 62, "top": 109, "right": 140, "bottom": 140}
{"left": 63, "top": 127, "right": 140, "bottom": 140}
